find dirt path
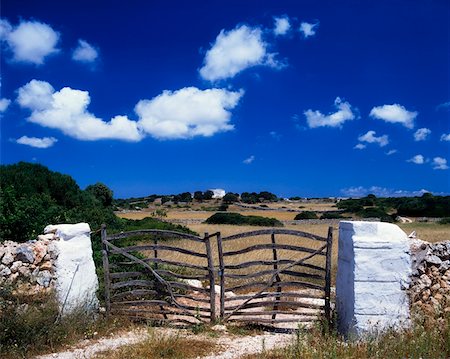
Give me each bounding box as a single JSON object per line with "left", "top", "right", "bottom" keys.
{"left": 34, "top": 327, "right": 292, "bottom": 359}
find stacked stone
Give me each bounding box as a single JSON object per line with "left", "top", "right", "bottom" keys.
{"left": 0, "top": 233, "right": 59, "bottom": 296}
{"left": 409, "top": 240, "right": 450, "bottom": 316}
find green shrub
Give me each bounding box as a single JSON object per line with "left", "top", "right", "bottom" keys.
{"left": 439, "top": 217, "right": 450, "bottom": 224}
{"left": 294, "top": 211, "right": 318, "bottom": 220}
{"left": 320, "top": 211, "right": 345, "bottom": 219}
{"left": 205, "top": 212, "right": 283, "bottom": 227}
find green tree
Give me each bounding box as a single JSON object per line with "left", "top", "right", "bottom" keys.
{"left": 85, "top": 182, "right": 113, "bottom": 207}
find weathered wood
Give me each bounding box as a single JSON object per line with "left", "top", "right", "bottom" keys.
{"left": 222, "top": 229, "right": 327, "bottom": 242}
{"left": 224, "top": 260, "right": 325, "bottom": 272}
{"left": 155, "top": 269, "right": 209, "bottom": 281}
{"left": 216, "top": 232, "right": 225, "bottom": 319}
{"left": 225, "top": 300, "right": 324, "bottom": 311}
{"left": 110, "top": 271, "right": 145, "bottom": 279}
{"left": 223, "top": 243, "right": 327, "bottom": 257}
{"left": 271, "top": 231, "right": 282, "bottom": 321}
{"left": 111, "top": 308, "right": 211, "bottom": 319}
{"left": 205, "top": 232, "right": 216, "bottom": 321}
{"left": 101, "top": 225, "right": 111, "bottom": 317}
{"left": 111, "top": 279, "right": 155, "bottom": 289}
{"left": 111, "top": 289, "right": 158, "bottom": 300}
{"left": 324, "top": 226, "right": 333, "bottom": 325}
{"left": 110, "top": 244, "right": 208, "bottom": 258}
{"left": 224, "top": 291, "right": 325, "bottom": 302}
{"left": 229, "top": 317, "right": 318, "bottom": 324}
{"left": 223, "top": 269, "right": 324, "bottom": 281}
{"left": 153, "top": 237, "right": 158, "bottom": 270}
{"left": 115, "top": 257, "right": 208, "bottom": 271}
{"left": 226, "top": 310, "right": 321, "bottom": 317}
{"left": 227, "top": 280, "right": 324, "bottom": 293}
{"left": 106, "top": 229, "right": 205, "bottom": 243}
{"left": 111, "top": 299, "right": 169, "bottom": 307}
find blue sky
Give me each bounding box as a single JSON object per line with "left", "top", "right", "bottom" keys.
{"left": 1, "top": 0, "right": 449, "bottom": 198}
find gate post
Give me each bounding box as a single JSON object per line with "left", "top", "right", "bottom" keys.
{"left": 216, "top": 232, "right": 225, "bottom": 320}
{"left": 204, "top": 233, "right": 216, "bottom": 322}
{"left": 324, "top": 226, "right": 333, "bottom": 325}
{"left": 101, "top": 224, "right": 111, "bottom": 318}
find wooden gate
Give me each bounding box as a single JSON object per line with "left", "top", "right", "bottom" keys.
{"left": 101, "top": 225, "right": 332, "bottom": 328}
{"left": 215, "top": 228, "right": 333, "bottom": 328}
{"left": 101, "top": 225, "right": 216, "bottom": 326}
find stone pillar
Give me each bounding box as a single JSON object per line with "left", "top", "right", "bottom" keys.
{"left": 336, "top": 221, "right": 411, "bottom": 337}
{"left": 44, "top": 223, "right": 99, "bottom": 315}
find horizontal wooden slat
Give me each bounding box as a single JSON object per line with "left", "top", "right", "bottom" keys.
{"left": 228, "top": 317, "right": 317, "bottom": 324}
{"left": 224, "top": 260, "right": 325, "bottom": 272}
{"left": 110, "top": 271, "right": 145, "bottom": 279}
{"left": 224, "top": 291, "right": 324, "bottom": 302}
{"left": 223, "top": 243, "right": 326, "bottom": 257}
{"left": 111, "top": 289, "right": 158, "bottom": 300}
{"left": 110, "top": 244, "right": 207, "bottom": 258}
{"left": 113, "top": 258, "right": 208, "bottom": 271}
{"left": 112, "top": 314, "right": 204, "bottom": 325}
{"left": 155, "top": 269, "right": 209, "bottom": 281}
{"left": 224, "top": 269, "right": 324, "bottom": 281}
{"left": 226, "top": 310, "right": 321, "bottom": 317}
{"left": 111, "top": 279, "right": 155, "bottom": 289}
{"left": 227, "top": 280, "right": 324, "bottom": 293}
{"left": 105, "top": 230, "right": 204, "bottom": 243}
{"left": 111, "top": 299, "right": 169, "bottom": 307}
{"left": 225, "top": 300, "right": 324, "bottom": 311}
{"left": 222, "top": 229, "right": 327, "bottom": 242}
{"left": 111, "top": 308, "right": 211, "bottom": 319}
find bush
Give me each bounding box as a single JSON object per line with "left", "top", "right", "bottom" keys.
{"left": 439, "top": 217, "right": 450, "bottom": 224}
{"left": 320, "top": 211, "right": 344, "bottom": 219}
{"left": 205, "top": 212, "right": 283, "bottom": 227}
{"left": 294, "top": 211, "right": 318, "bottom": 220}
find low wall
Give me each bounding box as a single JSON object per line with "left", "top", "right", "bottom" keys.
{"left": 0, "top": 223, "right": 99, "bottom": 315}
{"left": 336, "top": 221, "right": 411, "bottom": 337}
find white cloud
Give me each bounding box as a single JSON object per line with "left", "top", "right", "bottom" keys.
{"left": 440, "top": 133, "right": 450, "bottom": 142}
{"left": 17, "top": 80, "right": 142, "bottom": 141}
{"left": 1, "top": 19, "right": 60, "bottom": 64}
{"left": 408, "top": 154, "right": 425, "bottom": 165}
{"left": 304, "top": 97, "right": 356, "bottom": 128}
{"left": 341, "top": 186, "right": 432, "bottom": 198}
{"left": 354, "top": 143, "right": 366, "bottom": 150}
{"left": 0, "top": 98, "right": 11, "bottom": 112}
{"left": 369, "top": 104, "right": 417, "bottom": 129}
{"left": 299, "top": 21, "right": 319, "bottom": 38}
{"left": 274, "top": 16, "right": 290, "bottom": 36}
{"left": 135, "top": 87, "right": 243, "bottom": 139}
{"left": 16, "top": 136, "right": 57, "bottom": 148}
{"left": 386, "top": 149, "right": 397, "bottom": 155}
{"left": 432, "top": 157, "right": 448, "bottom": 170}
{"left": 199, "top": 25, "right": 281, "bottom": 81}
{"left": 358, "top": 131, "right": 389, "bottom": 147}
{"left": 243, "top": 155, "right": 255, "bottom": 164}
{"left": 414, "top": 128, "right": 431, "bottom": 141}
{"left": 72, "top": 39, "right": 98, "bottom": 63}
{"left": 436, "top": 101, "right": 450, "bottom": 111}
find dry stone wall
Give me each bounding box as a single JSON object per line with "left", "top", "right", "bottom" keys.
{"left": 409, "top": 239, "right": 450, "bottom": 318}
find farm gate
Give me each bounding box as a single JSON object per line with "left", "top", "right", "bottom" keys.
{"left": 101, "top": 225, "right": 333, "bottom": 328}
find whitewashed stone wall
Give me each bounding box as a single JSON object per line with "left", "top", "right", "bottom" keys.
{"left": 0, "top": 223, "right": 99, "bottom": 315}
{"left": 336, "top": 221, "right": 411, "bottom": 337}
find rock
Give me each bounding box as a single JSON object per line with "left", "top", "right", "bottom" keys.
{"left": 211, "top": 324, "right": 227, "bottom": 332}
{"left": 422, "top": 289, "right": 431, "bottom": 301}
{"left": 40, "top": 261, "right": 53, "bottom": 271}
{"left": 36, "top": 270, "right": 52, "bottom": 287}
{"left": 0, "top": 265, "right": 11, "bottom": 277}
{"left": 38, "top": 233, "right": 56, "bottom": 241}
{"left": 427, "top": 255, "right": 442, "bottom": 265}
{"left": 435, "top": 293, "right": 443, "bottom": 301}
{"left": 2, "top": 248, "right": 15, "bottom": 265}
{"left": 0, "top": 246, "right": 5, "bottom": 261}
{"left": 44, "top": 225, "right": 58, "bottom": 234}
{"left": 420, "top": 274, "right": 432, "bottom": 288}
{"left": 431, "top": 283, "right": 441, "bottom": 292}
{"left": 47, "top": 243, "right": 59, "bottom": 260}
{"left": 15, "top": 246, "right": 35, "bottom": 264}
{"left": 32, "top": 242, "right": 48, "bottom": 264}
{"left": 225, "top": 290, "right": 237, "bottom": 298}
{"left": 439, "top": 260, "right": 450, "bottom": 272}
{"left": 18, "top": 266, "right": 31, "bottom": 277}
{"left": 7, "top": 272, "right": 19, "bottom": 283}
{"left": 185, "top": 279, "right": 203, "bottom": 288}
{"left": 10, "top": 261, "right": 23, "bottom": 273}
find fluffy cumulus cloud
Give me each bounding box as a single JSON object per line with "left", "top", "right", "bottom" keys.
{"left": 440, "top": 133, "right": 450, "bottom": 142}
{"left": 386, "top": 149, "right": 397, "bottom": 155}
{"left": 354, "top": 143, "right": 366, "bottom": 150}
{"left": 341, "top": 186, "right": 431, "bottom": 198}
{"left": 0, "top": 98, "right": 11, "bottom": 112}
{"left": 432, "top": 157, "right": 448, "bottom": 170}
{"left": 299, "top": 21, "right": 319, "bottom": 38}
{"left": 0, "top": 19, "right": 60, "bottom": 64}
{"left": 199, "top": 25, "right": 281, "bottom": 81}
{"left": 243, "top": 155, "right": 255, "bottom": 164}
{"left": 304, "top": 97, "right": 357, "bottom": 128}
{"left": 369, "top": 104, "right": 417, "bottom": 129}
{"left": 72, "top": 39, "right": 98, "bottom": 63}
{"left": 274, "top": 16, "right": 290, "bottom": 36}
{"left": 16, "top": 136, "right": 57, "bottom": 148}
{"left": 408, "top": 154, "right": 425, "bottom": 165}
{"left": 414, "top": 128, "right": 431, "bottom": 141}
{"left": 136, "top": 87, "right": 243, "bottom": 139}
{"left": 358, "top": 130, "right": 389, "bottom": 147}
{"left": 17, "top": 80, "right": 142, "bottom": 141}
